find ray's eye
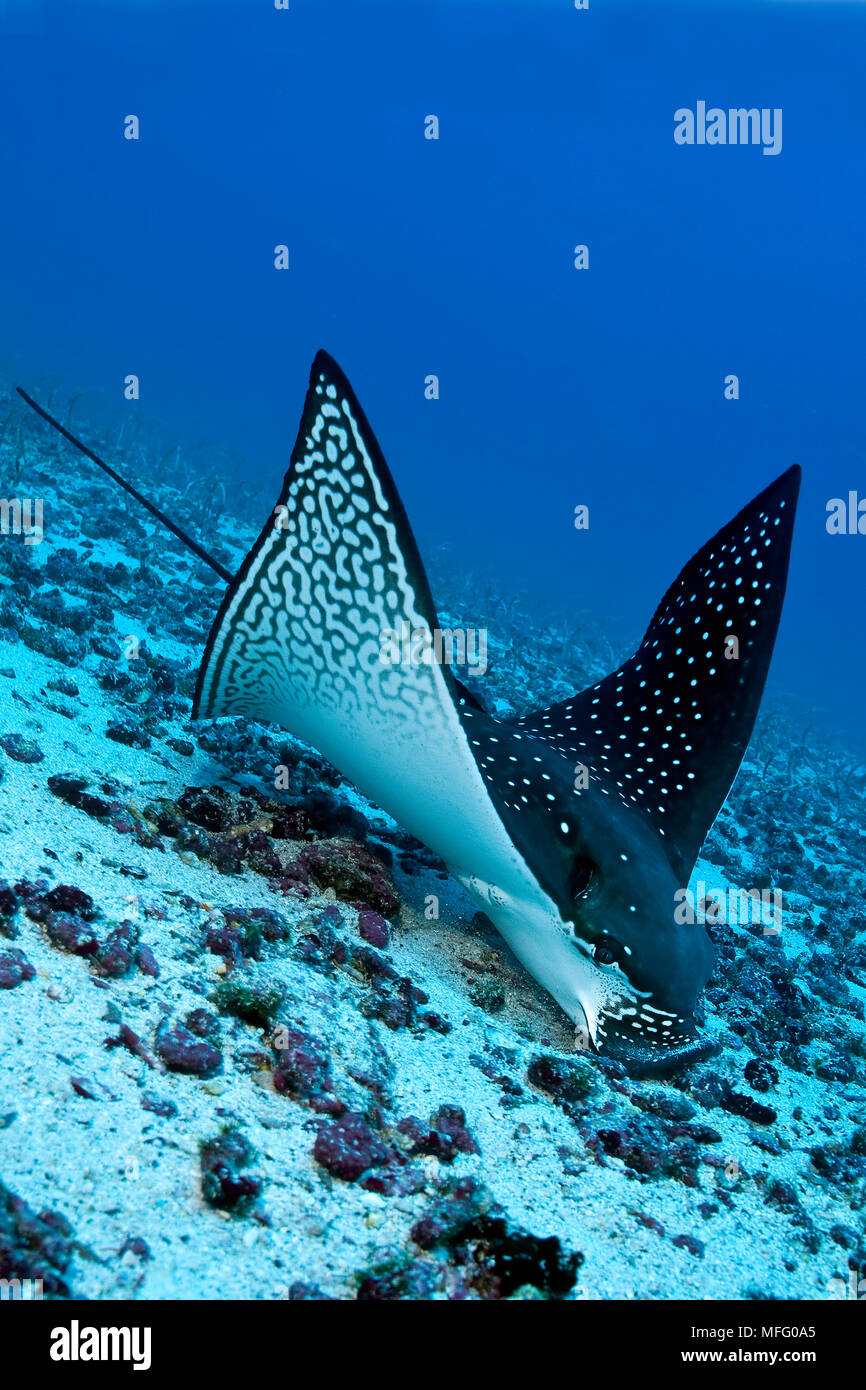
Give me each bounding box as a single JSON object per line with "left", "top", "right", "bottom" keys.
{"left": 569, "top": 856, "right": 596, "bottom": 901}
{"left": 592, "top": 933, "right": 622, "bottom": 967}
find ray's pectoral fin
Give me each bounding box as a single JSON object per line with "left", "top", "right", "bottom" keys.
{"left": 192, "top": 351, "right": 512, "bottom": 872}
{"left": 194, "top": 349, "right": 448, "bottom": 741}
{"left": 514, "top": 465, "right": 801, "bottom": 883}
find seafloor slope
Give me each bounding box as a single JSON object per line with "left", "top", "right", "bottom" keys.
{"left": 0, "top": 387, "right": 864, "bottom": 1300}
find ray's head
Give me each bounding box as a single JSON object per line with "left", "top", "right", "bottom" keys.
{"left": 548, "top": 768, "right": 717, "bottom": 1075}
{"left": 463, "top": 711, "right": 716, "bottom": 1076}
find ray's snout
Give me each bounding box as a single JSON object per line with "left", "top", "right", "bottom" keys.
{"left": 599, "top": 1024, "right": 718, "bottom": 1078}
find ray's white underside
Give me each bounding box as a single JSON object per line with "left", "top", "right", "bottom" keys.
{"left": 196, "top": 369, "right": 624, "bottom": 1038}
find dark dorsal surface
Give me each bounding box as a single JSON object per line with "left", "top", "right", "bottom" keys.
{"left": 512, "top": 465, "right": 801, "bottom": 884}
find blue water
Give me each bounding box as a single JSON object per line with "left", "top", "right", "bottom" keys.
{"left": 1, "top": 0, "right": 864, "bottom": 745}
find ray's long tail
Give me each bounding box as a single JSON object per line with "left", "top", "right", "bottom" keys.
{"left": 15, "top": 385, "right": 233, "bottom": 583}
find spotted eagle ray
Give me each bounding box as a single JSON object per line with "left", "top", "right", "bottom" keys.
{"left": 17, "top": 354, "right": 800, "bottom": 1075}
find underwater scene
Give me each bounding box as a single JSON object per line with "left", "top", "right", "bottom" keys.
{"left": 0, "top": 0, "right": 865, "bottom": 1326}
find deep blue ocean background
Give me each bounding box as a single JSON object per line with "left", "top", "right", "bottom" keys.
{"left": 1, "top": 0, "right": 864, "bottom": 747}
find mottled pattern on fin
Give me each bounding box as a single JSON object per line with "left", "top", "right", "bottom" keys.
{"left": 194, "top": 350, "right": 446, "bottom": 730}
{"left": 513, "top": 466, "right": 801, "bottom": 882}
{"left": 193, "top": 353, "right": 554, "bottom": 896}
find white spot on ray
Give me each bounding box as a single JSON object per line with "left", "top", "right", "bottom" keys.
{"left": 505, "top": 467, "right": 797, "bottom": 871}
